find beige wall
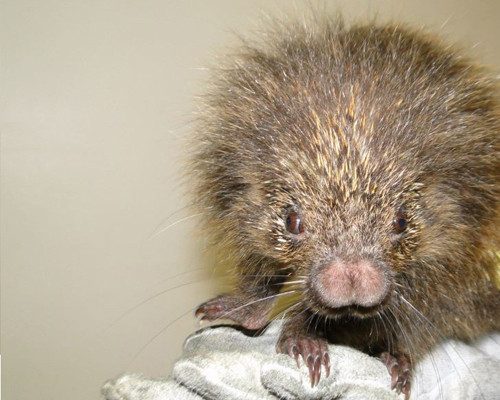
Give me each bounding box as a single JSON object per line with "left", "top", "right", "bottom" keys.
{"left": 1, "top": 1, "right": 499, "bottom": 399}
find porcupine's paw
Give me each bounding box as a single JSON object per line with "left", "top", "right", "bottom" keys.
{"left": 276, "top": 332, "right": 330, "bottom": 387}
{"left": 195, "top": 295, "right": 232, "bottom": 321}
{"left": 380, "top": 352, "right": 412, "bottom": 400}
{"left": 195, "top": 294, "right": 272, "bottom": 330}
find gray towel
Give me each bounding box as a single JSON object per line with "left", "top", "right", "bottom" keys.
{"left": 102, "top": 322, "right": 500, "bottom": 400}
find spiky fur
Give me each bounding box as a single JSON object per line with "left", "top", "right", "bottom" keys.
{"left": 190, "top": 16, "right": 500, "bottom": 391}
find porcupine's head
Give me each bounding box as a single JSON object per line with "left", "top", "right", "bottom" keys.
{"left": 190, "top": 18, "right": 500, "bottom": 320}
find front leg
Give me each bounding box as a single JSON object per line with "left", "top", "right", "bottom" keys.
{"left": 276, "top": 311, "right": 330, "bottom": 387}
{"left": 195, "top": 292, "right": 275, "bottom": 330}
{"left": 196, "top": 267, "right": 286, "bottom": 330}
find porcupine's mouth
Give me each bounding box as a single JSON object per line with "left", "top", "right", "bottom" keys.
{"left": 306, "top": 294, "right": 391, "bottom": 319}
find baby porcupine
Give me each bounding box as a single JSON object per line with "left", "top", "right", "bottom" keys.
{"left": 191, "top": 16, "right": 500, "bottom": 399}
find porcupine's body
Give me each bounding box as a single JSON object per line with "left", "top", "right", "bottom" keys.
{"left": 192, "top": 17, "right": 500, "bottom": 398}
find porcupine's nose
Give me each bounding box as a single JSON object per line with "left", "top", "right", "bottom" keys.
{"left": 312, "top": 259, "right": 389, "bottom": 308}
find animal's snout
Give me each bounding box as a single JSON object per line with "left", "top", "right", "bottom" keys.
{"left": 311, "top": 258, "right": 389, "bottom": 308}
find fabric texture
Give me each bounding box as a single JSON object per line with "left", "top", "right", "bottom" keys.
{"left": 102, "top": 321, "right": 500, "bottom": 400}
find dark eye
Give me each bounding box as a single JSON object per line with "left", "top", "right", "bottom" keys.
{"left": 285, "top": 211, "right": 304, "bottom": 234}
{"left": 393, "top": 209, "right": 407, "bottom": 233}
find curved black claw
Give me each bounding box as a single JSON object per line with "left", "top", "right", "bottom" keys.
{"left": 380, "top": 352, "right": 412, "bottom": 400}
{"left": 277, "top": 335, "right": 330, "bottom": 387}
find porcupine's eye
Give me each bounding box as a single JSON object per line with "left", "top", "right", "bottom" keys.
{"left": 393, "top": 208, "right": 407, "bottom": 233}
{"left": 285, "top": 211, "right": 304, "bottom": 234}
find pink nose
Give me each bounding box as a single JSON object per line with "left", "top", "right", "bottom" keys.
{"left": 313, "top": 259, "right": 388, "bottom": 308}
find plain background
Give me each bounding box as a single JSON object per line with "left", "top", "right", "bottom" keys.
{"left": 1, "top": 1, "right": 499, "bottom": 399}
